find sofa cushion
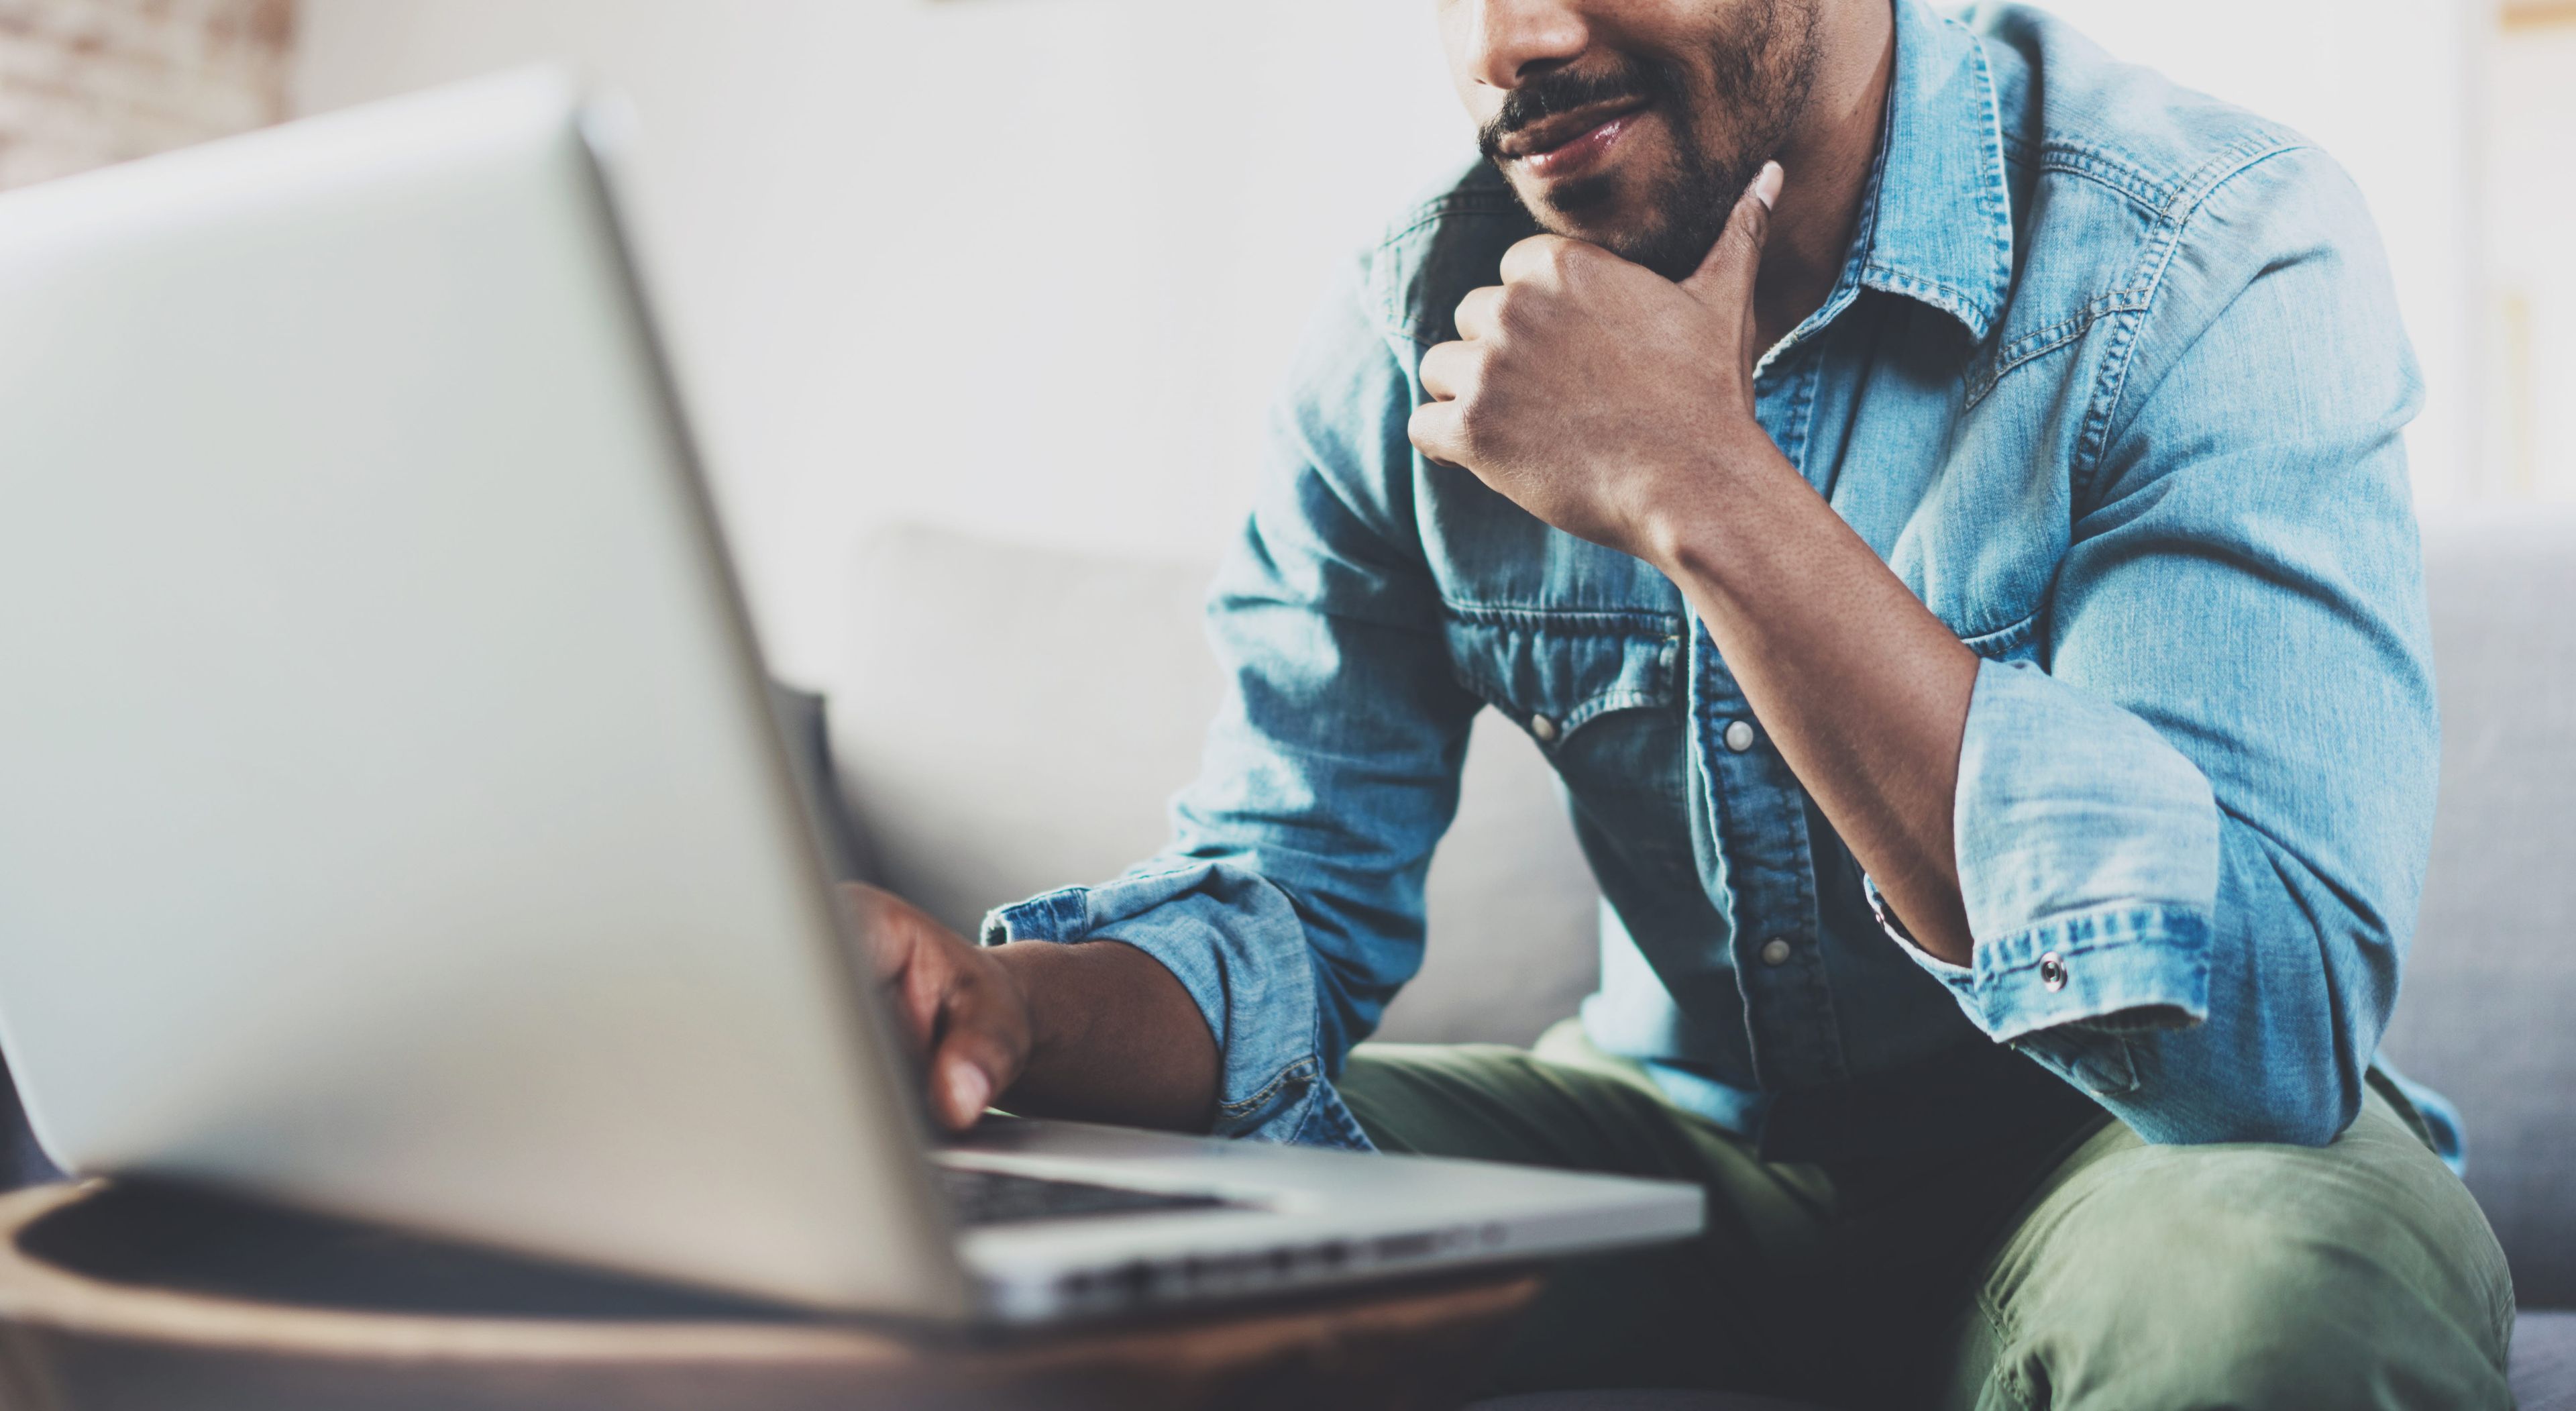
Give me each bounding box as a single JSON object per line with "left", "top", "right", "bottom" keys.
{"left": 829, "top": 510, "right": 2575, "bottom": 1307}
{"left": 825, "top": 524, "right": 1601, "bottom": 1047}
{"left": 2517, "top": 1310, "right": 2576, "bottom": 1411}
{"left": 2379, "top": 505, "right": 2576, "bottom": 1308}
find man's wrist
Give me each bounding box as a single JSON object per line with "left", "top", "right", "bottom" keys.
{"left": 1634, "top": 429, "right": 1801, "bottom": 582}
{"left": 989, "top": 938, "right": 1182, "bottom": 1069}
{"left": 984, "top": 937, "right": 1221, "bottom": 1131}
{"left": 987, "top": 941, "right": 1074, "bottom": 1067}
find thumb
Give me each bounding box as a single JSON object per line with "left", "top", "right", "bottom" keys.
{"left": 1680, "top": 160, "right": 1783, "bottom": 304}
{"left": 926, "top": 961, "right": 1030, "bottom": 1130}
{"left": 936, "top": 1051, "right": 996, "bottom": 1129}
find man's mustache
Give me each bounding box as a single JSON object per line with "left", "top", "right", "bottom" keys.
{"left": 1477, "top": 59, "right": 1678, "bottom": 162}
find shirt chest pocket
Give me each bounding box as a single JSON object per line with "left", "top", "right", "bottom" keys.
{"left": 1440, "top": 607, "right": 1693, "bottom": 864}
{"left": 1441, "top": 606, "right": 1682, "bottom": 739}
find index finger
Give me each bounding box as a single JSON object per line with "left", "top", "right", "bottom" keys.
{"left": 1497, "top": 233, "right": 1590, "bottom": 289}
{"left": 1452, "top": 284, "right": 1503, "bottom": 343}
{"left": 839, "top": 882, "right": 912, "bottom": 982}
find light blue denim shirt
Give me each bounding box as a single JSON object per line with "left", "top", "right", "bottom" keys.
{"left": 987, "top": 0, "right": 2455, "bottom": 1163}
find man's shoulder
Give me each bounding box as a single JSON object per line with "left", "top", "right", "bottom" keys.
{"left": 1356, "top": 161, "right": 1542, "bottom": 352}
{"left": 1970, "top": 3, "right": 2325, "bottom": 233}
{"left": 1965, "top": 2, "right": 2388, "bottom": 371}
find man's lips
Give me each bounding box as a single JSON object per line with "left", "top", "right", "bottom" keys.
{"left": 1497, "top": 98, "right": 1654, "bottom": 180}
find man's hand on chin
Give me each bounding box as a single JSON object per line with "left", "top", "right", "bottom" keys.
{"left": 1411, "top": 158, "right": 1984, "bottom": 965}
{"left": 1406, "top": 160, "right": 1786, "bottom": 571}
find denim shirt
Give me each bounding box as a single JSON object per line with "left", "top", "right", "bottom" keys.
{"left": 987, "top": 0, "right": 2455, "bottom": 1164}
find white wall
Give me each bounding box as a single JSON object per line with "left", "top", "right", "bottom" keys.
{"left": 295, "top": 0, "right": 1468, "bottom": 683}
{"left": 2481, "top": 21, "right": 2576, "bottom": 499}
{"left": 294, "top": 0, "right": 2485, "bottom": 683}
{"left": 2037, "top": 0, "right": 2484, "bottom": 503}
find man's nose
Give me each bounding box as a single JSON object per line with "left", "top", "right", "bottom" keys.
{"left": 1459, "top": 0, "right": 1590, "bottom": 91}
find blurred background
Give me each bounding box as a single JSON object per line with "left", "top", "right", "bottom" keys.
{"left": 1, "top": 0, "right": 2567, "bottom": 686}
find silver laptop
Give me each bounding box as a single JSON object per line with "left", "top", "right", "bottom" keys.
{"left": 0, "top": 70, "right": 1700, "bottom": 1324}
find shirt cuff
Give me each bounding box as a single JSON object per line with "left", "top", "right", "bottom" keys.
{"left": 1915, "top": 654, "right": 2223, "bottom": 1045}
{"left": 1869, "top": 877, "right": 2210, "bottom": 1043}
{"left": 981, "top": 862, "right": 1374, "bottom": 1151}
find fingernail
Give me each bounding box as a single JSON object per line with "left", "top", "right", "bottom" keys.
{"left": 1752, "top": 160, "right": 1783, "bottom": 210}
{"left": 945, "top": 1061, "right": 991, "bottom": 1121}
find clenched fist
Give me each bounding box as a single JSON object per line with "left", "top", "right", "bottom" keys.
{"left": 1407, "top": 161, "right": 1784, "bottom": 568}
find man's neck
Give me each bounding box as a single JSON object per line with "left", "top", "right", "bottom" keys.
{"left": 1751, "top": 1, "right": 1896, "bottom": 354}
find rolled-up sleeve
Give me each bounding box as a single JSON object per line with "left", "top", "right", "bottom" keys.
{"left": 1890, "top": 147, "right": 2440, "bottom": 1147}
{"left": 983, "top": 262, "right": 1479, "bottom": 1150}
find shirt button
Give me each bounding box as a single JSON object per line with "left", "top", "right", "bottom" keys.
{"left": 1529, "top": 714, "right": 1559, "bottom": 743}
{"left": 1722, "top": 719, "right": 1757, "bottom": 753}
{"left": 1759, "top": 937, "right": 1793, "bottom": 967}
{"left": 2039, "top": 952, "right": 2068, "bottom": 991}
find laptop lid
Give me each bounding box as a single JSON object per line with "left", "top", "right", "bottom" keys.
{"left": 0, "top": 71, "right": 965, "bottom": 1316}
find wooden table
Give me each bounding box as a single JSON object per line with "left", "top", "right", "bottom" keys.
{"left": 0, "top": 1182, "right": 1541, "bottom": 1411}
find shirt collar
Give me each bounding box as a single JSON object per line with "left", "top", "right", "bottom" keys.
{"left": 1848, "top": 0, "right": 2016, "bottom": 343}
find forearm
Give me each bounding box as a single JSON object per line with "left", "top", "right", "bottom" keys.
{"left": 989, "top": 939, "right": 1220, "bottom": 1132}
{"left": 1641, "top": 439, "right": 1980, "bottom": 964}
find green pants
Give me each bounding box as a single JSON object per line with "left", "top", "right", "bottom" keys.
{"left": 1340, "top": 1022, "right": 2515, "bottom": 1409}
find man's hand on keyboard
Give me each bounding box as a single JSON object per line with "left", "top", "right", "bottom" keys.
{"left": 843, "top": 883, "right": 1033, "bottom": 1130}
{"left": 841, "top": 884, "right": 1221, "bottom": 1134}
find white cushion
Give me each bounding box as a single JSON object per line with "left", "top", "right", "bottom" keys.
{"left": 825, "top": 523, "right": 1599, "bottom": 1045}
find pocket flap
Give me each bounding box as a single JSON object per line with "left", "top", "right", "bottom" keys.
{"left": 1441, "top": 605, "right": 1682, "bottom": 741}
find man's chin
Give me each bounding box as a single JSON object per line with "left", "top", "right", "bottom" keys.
{"left": 1511, "top": 181, "right": 1735, "bottom": 282}
{"left": 1523, "top": 169, "right": 1615, "bottom": 219}
{"left": 1504, "top": 173, "right": 1697, "bottom": 279}
{"left": 1532, "top": 213, "right": 1698, "bottom": 281}
{"left": 1512, "top": 186, "right": 1623, "bottom": 248}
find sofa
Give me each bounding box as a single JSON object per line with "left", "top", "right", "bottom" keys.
{"left": 0, "top": 507, "right": 2557, "bottom": 1405}
{"left": 822, "top": 505, "right": 2575, "bottom": 1409}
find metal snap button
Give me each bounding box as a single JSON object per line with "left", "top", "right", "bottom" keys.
{"left": 1723, "top": 719, "right": 1756, "bottom": 753}
{"left": 1759, "top": 937, "right": 1792, "bottom": 967}
{"left": 2039, "top": 952, "right": 2068, "bottom": 991}
{"left": 1529, "top": 714, "right": 1559, "bottom": 743}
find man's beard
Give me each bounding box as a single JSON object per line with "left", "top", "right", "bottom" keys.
{"left": 1479, "top": 0, "right": 1822, "bottom": 280}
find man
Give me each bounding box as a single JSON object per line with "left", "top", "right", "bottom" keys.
{"left": 853, "top": 0, "right": 2516, "bottom": 1404}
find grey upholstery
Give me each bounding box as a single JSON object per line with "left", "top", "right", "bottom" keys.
{"left": 2380, "top": 505, "right": 2576, "bottom": 1310}
{"left": 2518, "top": 1312, "right": 2576, "bottom": 1411}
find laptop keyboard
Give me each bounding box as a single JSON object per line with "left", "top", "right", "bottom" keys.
{"left": 934, "top": 1165, "right": 1242, "bottom": 1227}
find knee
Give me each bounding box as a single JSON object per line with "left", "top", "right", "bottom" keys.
{"left": 2101, "top": 1239, "right": 2451, "bottom": 1406}
{"left": 1987, "top": 1147, "right": 2510, "bottom": 1409}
